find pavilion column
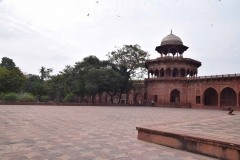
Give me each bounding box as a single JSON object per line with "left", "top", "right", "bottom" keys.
{"left": 170, "top": 69, "right": 172, "bottom": 77}
{"left": 148, "top": 71, "right": 149, "bottom": 78}
{"left": 218, "top": 93, "right": 220, "bottom": 106}
{"left": 164, "top": 69, "right": 166, "bottom": 77}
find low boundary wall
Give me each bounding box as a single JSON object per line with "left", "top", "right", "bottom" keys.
{"left": 0, "top": 102, "right": 240, "bottom": 111}
{"left": 136, "top": 127, "right": 240, "bottom": 160}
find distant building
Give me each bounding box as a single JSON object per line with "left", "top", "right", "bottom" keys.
{"left": 145, "top": 31, "right": 240, "bottom": 107}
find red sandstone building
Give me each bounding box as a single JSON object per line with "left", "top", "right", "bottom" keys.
{"left": 145, "top": 31, "right": 240, "bottom": 108}
{"left": 94, "top": 32, "right": 240, "bottom": 108}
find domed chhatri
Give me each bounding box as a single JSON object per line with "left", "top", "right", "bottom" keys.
{"left": 161, "top": 30, "right": 183, "bottom": 46}
{"left": 146, "top": 30, "right": 201, "bottom": 80}
{"left": 155, "top": 30, "right": 188, "bottom": 57}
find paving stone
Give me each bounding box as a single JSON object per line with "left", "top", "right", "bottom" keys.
{"left": 0, "top": 105, "right": 231, "bottom": 159}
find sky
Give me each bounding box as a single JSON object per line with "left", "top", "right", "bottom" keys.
{"left": 0, "top": 0, "right": 240, "bottom": 76}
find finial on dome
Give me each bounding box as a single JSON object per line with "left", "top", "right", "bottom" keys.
{"left": 171, "top": 29, "right": 172, "bottom": 34}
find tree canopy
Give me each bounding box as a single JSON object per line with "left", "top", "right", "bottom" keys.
{"left": 107, "top": 44, "right": 150, "bottom": 79}
{"left": 0, "top": 57, "right": 26, "bottom": 93}
{"left": 0, "top": 44, "right": 149, "bottom": 103}
{"left": 0, "top": 57, "right": 16, "bottom": 71}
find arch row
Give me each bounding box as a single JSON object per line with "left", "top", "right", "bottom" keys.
{"left": 86, "top": 87, "right": 239, "bottom": 107}
{"left": 148, "top": 68, "right": 197, "bottom": 78}
{"left": 160, "top": 46, "right": 184, "bottom": 57}
{"left": 94, "top": 91, "right": 147, "bottom": 105}
{"left": 203, "top": 87, "right": 237, "bottom": 106}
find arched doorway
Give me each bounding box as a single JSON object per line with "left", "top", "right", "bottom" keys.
{"left": 136, "top": 92, "right": 143, "bottom": 105}
{"left": 128, "top": 92, "right": 134, "bottom": 104}
{"left": 220, "top": 87, "right": 236, "bottom": 106}
{"left": 170, "top": 89, "right": 180, "bottom": 102}
{"left": 204, "top": 88, "right": 218, "bottom": 105}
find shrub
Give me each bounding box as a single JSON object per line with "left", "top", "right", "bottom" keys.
{"left": 63, "top": 93, "right": 76, "bottom": 102}
{"left": 54, "top": 98, "right": 60, "bottom": 102}
{"left": 41, "top": 95, "right": 50, "bottom": 102}
{"left": 17, "top": 93, "right": 37, "bottom": 102}
{"left": 0, "top": 93, "right": 4, "bottom": 101}
{"left": 3, "top": 93, "right": 17, "bottom": 102}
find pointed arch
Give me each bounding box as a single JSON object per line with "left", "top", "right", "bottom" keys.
{"left": 160, "top": 68, "right": 164, "bottom": 77}
{"left": 220, "top": 87, "right": 236, "bottom": 106}
{"left": 172, "top": 68, "right": 178, "bottom": 77}
{"left": 155, "top": 69, "right": 159, "bottom": 77}
{"left": 163, "top": 49, "right": 168, "bottom": 55}
{"left": 170, "top": 48, "right": 177, "bottom": 56}
{"left": 128, "top": 92, "right": 134, "bottom": 103}
{"left": 180, "top": 68, "right": 185, "bottom": 77}
{"left": 135, "top": 92, "right": 144, "bottom": 105}
{"left": 170, "top": 89, "right": 180, "bottom": 102}
{"left": 203, "top": 87, "right": 218, "bottom": 106}
{"left": 166, "top": 68, "right": 171, "bottom": 77}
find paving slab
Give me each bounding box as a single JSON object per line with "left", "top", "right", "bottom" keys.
{"left": 0, "top": 105, "right": 234, "bottom": 159}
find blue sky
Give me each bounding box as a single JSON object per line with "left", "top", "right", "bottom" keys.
{"left": 0, "top": 0, "right": 240, "bottom": 76}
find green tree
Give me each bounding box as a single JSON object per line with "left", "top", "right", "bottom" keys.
{"left": 107, "top": 44, "right": 150, "bottom": 79}
{"left": 24, "top": 74, "right": 41, "bottom": 93}
{"left": 106, "top": 45, "right": 149, "bottom": 103}
{"left": 0, "top": 57, "right": 16, "bottom": 71}
{"left": 39, "top": 66, "right": 53, "bottom": 83}
{"left": 49, "top": 74, "right": 67, "bottom": 102}
{"left": 73, "top": 56, "right": 107, "bottom": 102}
{"left": 31, "top": 82, "right": 48, "bottom": 101}
{"left": 0, "top": 66, "right": 26, "bottom": 93}
{"left": 74, "top": 78, "right": 86, "bottom": 102}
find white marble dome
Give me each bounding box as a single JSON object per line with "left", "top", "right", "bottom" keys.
{"left": 161, "top": 33, "right": 183, "bottom": 46}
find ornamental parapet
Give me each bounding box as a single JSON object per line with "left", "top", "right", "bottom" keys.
{"left": 189, "top": 74, "right": 240, "bottom": 80}
{"left": 145, "top": 57, "right": 201, "bottom": 68}
{"left": 145, "top": 73, "right": 240, "bottom": 82}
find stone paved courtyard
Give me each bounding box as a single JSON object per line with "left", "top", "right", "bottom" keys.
{"left": 1, "top": 105, "right": 238, "bottom": 160}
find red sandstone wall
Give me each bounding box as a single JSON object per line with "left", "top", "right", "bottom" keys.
{"left": 146, "top": 78, "right": 240, "bottom": 108}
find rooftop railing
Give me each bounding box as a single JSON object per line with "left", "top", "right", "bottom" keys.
{"left": 145, "top": 73, "right": 240, "bottom": 81}
{"left": 194, "top": 73, "right": 240, "bottom": 79}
